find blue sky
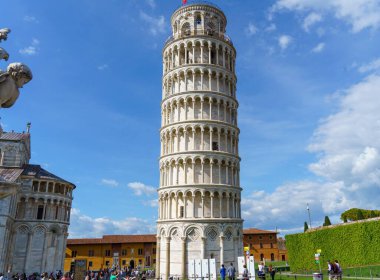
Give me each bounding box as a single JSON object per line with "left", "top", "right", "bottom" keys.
{"left": 1, "top": 0, "right": 380, "bottom": 237}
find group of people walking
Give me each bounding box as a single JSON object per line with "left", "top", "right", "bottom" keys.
{"left": 328, "top": 260, "right": 342, "bottom": 280}
{"left": 220, "top": 262, "right": 276, "bottom": 280}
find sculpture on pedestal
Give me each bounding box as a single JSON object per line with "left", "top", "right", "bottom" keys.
{"left": 0, "top": 28, "right": 33, "bottom": 108}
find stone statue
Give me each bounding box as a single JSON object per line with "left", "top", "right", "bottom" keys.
{"left": 0, "top": 28, "right": 32, "bottom": 108}
{"left": 0, "top": 48, "right": 9, "bottom": 61}
{"left": 0, "top": 28, "right": 11, "bottom": 42}
{"left": 0, "top": 63, "right": 32, "bottom": 108}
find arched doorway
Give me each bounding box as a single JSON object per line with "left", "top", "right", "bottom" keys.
{"left": 130, "top": 259, "right": 135, "bottom": 269}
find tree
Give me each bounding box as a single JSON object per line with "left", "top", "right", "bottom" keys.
{"left": 304, "top": 221, "right": 309, "bottom": 232}
{"left": 370, "top": 210, "right": 377, "bottom": 218}
{"left": 323, "top": 216, "right": 332, "bottom": 226}
{"left": 357, "top": 209, "right": 365, "bottom": 220}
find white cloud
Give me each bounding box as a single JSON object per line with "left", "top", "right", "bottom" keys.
{"left": 23, "top": 15, "right": 38, "bottom": 23}
{"left": 139, "top": 11, "right": 166, "bottom": 36}
{"left": 242, "top": 74, "right": 380, "bottom": 231}
{"left": 303, "top": 12, "right": 322, "bottom": 32}
{"left": 101, "top": 178, "right": 119, "bottom": 187}
{"left": 311, "top": 42, "right": 325, "bottom": 53}
{"left": 278, "top": 35, "right": 293, "bottom": 50}
{"left": 19, "top": 38, "right": 39, "bottom": 55}
{"left": 273, "top": 0, "right": 380, "bottom": 33}
{"left": 358, "top": 58, "right": 380, "bottom": 73}
{"left": 69, "top": 208, "right": 156, "bottom": 238}
{"left": 308, "top": 74, "right": 380, "bottom": 190}
{"left": 265, "top": 23, "right": 277, "bottom": 32}
{"left": 245, "top": 23, "right": 258, "bottom": 36}
{"left": 97, "top": 64, "right": 109, "bottom": 71}
{"left": 127, "top": 182, "right": 156, "bottom": 196}
{"left": 146, "top": 0, "right": 156, "bottom": 9}
{"left": 143, "top": 199, "right": 159, "bottom": 207}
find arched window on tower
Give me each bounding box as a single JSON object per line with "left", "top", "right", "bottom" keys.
{"left": 181, "top": 22, "right": 191, "bottom": 36}
{"left": 195, "top": 14, "right": 202, "bottom": 26}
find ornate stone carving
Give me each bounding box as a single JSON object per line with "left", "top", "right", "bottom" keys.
{"left": 0, "top": 63, "right": 32, "bottom": 108}
{"left": 0, "top": 28, "right": 10, "bottom": 42}
{"left": 0, "top": 47, "right": 9, "bottom": 61}
{"left": 0, "top": 28, "right": 33, "bottom": 108}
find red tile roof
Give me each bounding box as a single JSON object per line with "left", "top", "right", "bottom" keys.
{"left": 0, "top": 132, "right": 30, "bottom": 141}
{"left": 68, "top": 234, "right": 156, "bottom": 245}
{"left": 243, "top": 228, "right": 277, "bottom": 234}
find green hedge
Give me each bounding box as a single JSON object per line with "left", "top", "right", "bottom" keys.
{"left": 285, "top": 220, "right": 380, "bottom": 272}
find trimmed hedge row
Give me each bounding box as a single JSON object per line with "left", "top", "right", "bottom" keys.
{"left": 285, "top": 220, "right": 380, "bottom": 272}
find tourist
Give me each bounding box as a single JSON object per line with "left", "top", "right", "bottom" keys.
{"left": 61, "top": 273, "right": 71, "bottom": 280}
{"left": 335, "top": 260, "right": 342, "bottom": 280}
{"left": 227, "top": 263, "right": 236, "bottom": 280}
{"left": 268, "top": 264, "right": 275, "bottom": 280}
{"left": 242, "top": 265, "right": 248, "bottom": 280}
{"left": 328, "top": 260, "right": 339, "bottom": 280}
{"left": 258, "top": 262, "right": 265, "bottom": 279}
{"left": 0, "top": 273, "right": 4, "bottom": 280}
{"left": 110, "top": 271, "right": 117, "bottom": 280}
{"left": 41, "top": 273, "right": 48, "bottom": 280}
{"left": 220, "top": 264, "right": 226, "bottom": 280}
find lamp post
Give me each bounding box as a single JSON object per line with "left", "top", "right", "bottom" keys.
{"left": 307, "top": 203, "right": 312, "bottom": 229}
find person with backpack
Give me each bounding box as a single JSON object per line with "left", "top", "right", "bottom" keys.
{"left": 227, "top": 263, "right": 236, "bottom": 280}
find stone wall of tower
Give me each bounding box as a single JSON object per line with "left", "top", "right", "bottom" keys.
{"left": 157, "top": 3, "right": 243, "bottom": 279}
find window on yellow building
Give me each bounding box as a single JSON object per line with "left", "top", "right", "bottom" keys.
{"left": 271, "top": 253, "right": 274, "bottom": 261}
{"left": 260, "top": 243, "right": 263, "bottom": 249}
{"left": 138, "top": 248, "right": 143, "bottom": 255}
{"left": 88, "top": 250, "right": 94, "bottom": 257}
{"left": 153, "top": 259, "right": 156, "bottom": 264}
{"left": 153, "top": 248, "right": 156, "bottom": 254}
{"left": 139, "top": 259, "right": 142, "bottom": 265}
{"left": 89, "top": 261, "right": 93, "bottom": 267}
{"left": 105, "top": 261, "right": 110, "bottom": 266}
{"left": 270, "top": 243, "right": 273, "bottom": 248}
{"left": 122, "top": 260, "right": 126, "bottom": 265}
{"left": 72, "top": 251, "right": 77, "bottom": 257}
{"left": 122, "top": 249, "right": 127, "bottom": 256}
{"left": 105, "top": 250, "right": 111, "bottom": 257}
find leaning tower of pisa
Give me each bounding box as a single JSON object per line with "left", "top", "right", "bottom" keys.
{"left": 157, "top": 2, "right": 243, "bottom": 279}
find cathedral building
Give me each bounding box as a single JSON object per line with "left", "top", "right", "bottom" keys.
{"left": 0, "top": 124, "right": 75, "bottom": 275}
{"left": 157, "top": 2, "right": 243, "bottom": 279}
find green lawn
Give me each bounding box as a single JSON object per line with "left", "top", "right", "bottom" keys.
{"left": 271, "top": 264, "right": 380, "bottom": 280}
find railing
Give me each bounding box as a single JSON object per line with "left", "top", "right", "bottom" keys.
{"left": 164, "top": 30, "right": 233, "bottom": 47}
{"left": 174, "top": 0, "right": 222, "bottom": 12}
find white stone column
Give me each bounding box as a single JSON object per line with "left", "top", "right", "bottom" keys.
{"left": 210, "top": 194, "right": 214, "bottom": 218}
{"left": 227, "top": 194, "right": 230, "bottom": 218}
{"left": 181, "top": 237, "right": 187, "bottom": 279}
{"left": 192, "top": 194, "right": 196, "bottom": 218}
{"left": 156, "top": 237, "right": 161, "bottom": 277}
{"left": 220, "top": 235, "right": 225, "bottom": 265}
{"left": 200, "top": 44, "right": 204, "bottom": 63}
{"left": 210, "top": 161, "right": 213, "bottom": 184}
{"left": 165, "top": 237, "right": 171, "bottom": 279}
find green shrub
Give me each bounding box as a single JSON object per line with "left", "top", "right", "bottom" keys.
{"left": 286, "top": 220, "right": 380, "bottom": 272}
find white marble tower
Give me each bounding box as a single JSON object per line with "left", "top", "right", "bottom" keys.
{"left": 157, "top": 2, "right": 243, "bottom": 279}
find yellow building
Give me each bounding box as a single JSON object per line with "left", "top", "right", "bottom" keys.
{"left": 64, "top": 234, "right": 156, "bottom": 272}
